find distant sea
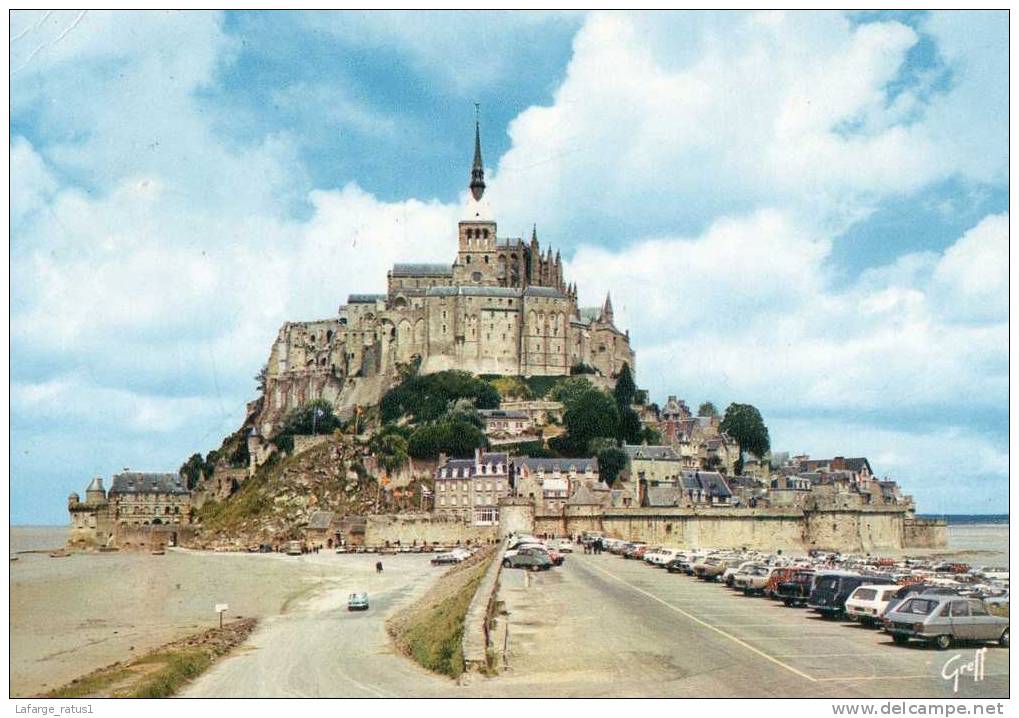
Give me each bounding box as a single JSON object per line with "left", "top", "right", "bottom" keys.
{"left": 917, "top": 514, "right": 1009, "bottom": 526}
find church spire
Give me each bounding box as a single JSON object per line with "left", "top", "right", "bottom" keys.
{"left": 469, "top": 105, "right": 486, "bottom": 201}
{"left": 602, "top": 292, "right": 614, "bottom": 321}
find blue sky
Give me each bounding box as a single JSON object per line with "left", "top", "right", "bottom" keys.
{"left": 10, "top": 10, "right": 1008, "bottom": 523}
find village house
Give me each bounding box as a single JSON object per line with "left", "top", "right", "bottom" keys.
{"left": 657, "top": 396, "right": 740, "bottom": 473}
{"left": 478, "top": 408, "right": 532, "bottom": 439}
{"left": 433, "top": 449, "right": 511, "bottom": 525}
{"left": 304, "top": 510, "right": 339, "bottom": 549}
{"left": 107, "top": 471, "right": 191, "bottom": 527}
{"left": 512, "top": 456, "right": 600, "bottom": 512}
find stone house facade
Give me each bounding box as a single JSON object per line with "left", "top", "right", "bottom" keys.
{"left": 434, "top": 450, "right": 512, "bottom": 525}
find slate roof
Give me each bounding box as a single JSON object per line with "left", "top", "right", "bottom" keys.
{"left": 645, "top": 486, "right": 683, "bottom": 507}
{"left": 478, "top": 409, "right": 529, "bottom": 419}
{"left": 523, "top": 286, "right": 566, "bottom": 298}
{"left": 567, "top": 483, "right": 605, "bottom": 506}
{"left": 110, "top": 472, "right": 188, "bottom": 495}
{"left": 623, "top": 444, "right": 681, "bottom": 461}
{"left": 424, "top": 286, "right": 519, "bottom": 298}
{"left": 391, "top": 263, "right": 453, "bottom": 277}
{"left": 347, "top": 293, "right": 386, "bottom": 304}
{"left": 514, "top": 457, "right": 598, "bottom": 474}
{"left": 679, "top": 469, "right": 732, "bottom": 499}
{"left": 440, "top": 452, "right": 509, "bottom": 478}
{"left": 307, "top": 511, "right": 336, "bottom": 530}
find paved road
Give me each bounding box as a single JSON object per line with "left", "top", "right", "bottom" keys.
{"left": 483, "top": 553, "right": 1009, "bottom": 698}
{"left": 183, "top": 554, "right": 454, "bottom": 698}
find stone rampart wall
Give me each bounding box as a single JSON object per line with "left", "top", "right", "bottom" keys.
{"left": 530, "top": 506, "right": 942, "bottom": 552}
{"left": 364, "top": 513, "right": 498, "bottom": 546}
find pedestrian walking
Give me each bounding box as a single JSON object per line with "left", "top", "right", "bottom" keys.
{"left": 376, "top": 560, "right": 383, "bottom": 574}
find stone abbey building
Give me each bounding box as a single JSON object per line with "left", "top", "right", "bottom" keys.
{"left": 256, "top": 123, "right": 635, "bottom": 435}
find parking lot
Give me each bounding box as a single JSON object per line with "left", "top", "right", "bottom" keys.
{"left": 490, "top": 552, "right": 1009, "bottom": 698}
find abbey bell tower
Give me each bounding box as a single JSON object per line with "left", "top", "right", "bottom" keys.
{"left": 456, "top": 114, "right": 499, "bottom": 284}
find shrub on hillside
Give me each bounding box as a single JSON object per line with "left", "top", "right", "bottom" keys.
{"left": 408, "top": 420, "right": 487, "bottom": 459}
{"left": 380, "top": 371, "right": 499, "bottom": 424}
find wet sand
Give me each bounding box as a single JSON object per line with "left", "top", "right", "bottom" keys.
{"left": 9, "top": 523, "right": 1008, "bottom": 697}
{"left": 10, "top": 527, "right": 357, "bottom": 696}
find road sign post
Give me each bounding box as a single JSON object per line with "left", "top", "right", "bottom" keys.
{"left": 216, "top": 603, "right": 229, "bottom": 629}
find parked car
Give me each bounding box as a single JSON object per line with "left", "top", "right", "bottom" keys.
{"left": 725, "top": 561, "right": 761, "bottom": 588}
{"left": 549, "top": 539, "right": 575, "bottom": 553}
{"left": 624, "top": 543, "right": 648, "bottom": 560}
{"left": 881, "top": 583, "right": 960, "bottom": 617}
{"left": 431, "top": 552, "right": 462, "bottom": 566}
{"left": 286, "top": 541, "right": 303, "bottom": 556}
{"left": 734, "top": 565, "right": 780, "bottom": 595}
{"left": 693, "top": 556, "right": 732, "bottom": 581}
{"left": 502, "top": 547, "right": 553, "bottom": 571}
{"left": 845, "top": 584, "right": 904, "bottom": 625}
{"left": 348, "top": 592, "right": 369, "bottom": 611}
{"left": 764, "top": 567, "right": 801, "bottom": 599}
{"left": 808, "top": 572, "right": 895, "bottom": 619}
{"left": 884, "top": 594, "right": 1009, "bottom": 649}
{"left": 646, "top": 548, "right": 681, "bottom": 567}
{"left": 775, "top": 570, "right": 816, "bottom": 607}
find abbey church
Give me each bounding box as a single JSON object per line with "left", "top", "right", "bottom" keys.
{"left": 255, "top": 122, "right": 635, "bottom": 435}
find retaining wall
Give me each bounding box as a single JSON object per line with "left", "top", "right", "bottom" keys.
{"left": 462, "top": 546, "right": 505, "bottom": 674}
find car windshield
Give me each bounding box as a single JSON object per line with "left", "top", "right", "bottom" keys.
{"left": 815, "top": 576, "right": 842, "bottom": 591}
{"left": 853, "top": 588, "right": 877, "bottom": 601}
{"left": 899, "top": 598, "right": 939, "bottom": 615}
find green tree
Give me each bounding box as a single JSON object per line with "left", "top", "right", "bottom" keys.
{"left": 272, "top": 399, "right": 342, "bottom": 452}
{"left": 562, "top": 389, "right": 619, "bottom": 455}
{"left": 597, "top": 447, "right": 628, "bottom": 487}
{"left": 698, "top": 401, "right": 719, "bottom": 418}
{"left": 613, "top": 363, "right": 636, "bottom": 407}
{"left": 380, "top": 370, "right": 499, "bottom": 424}
{"left": 549, "top": 376, "right": 596, "bottom": 406}
{"left": 255, "top": 364, "right": 267, "bottom": 393}
{"left": 443, "top": 398, "right": 483, "bottom": 429}
{"left": 617, "top": 407, "right": 644, "bottom": 444}
{"left": 371, "top": 432, "right": 410, "bottom": 476}
{"left": 720, "top": 403, "right": 770, "bottom": 474}
{"left": 407, "top": 420, "right": 487, "bottom": 459}
{"left": 179, "top": 453, "right": 206, "bottom": 490}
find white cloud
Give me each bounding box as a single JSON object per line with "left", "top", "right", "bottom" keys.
{"left": 931, "top": 213, "right": 1008, "bottom": 322}
{"left": 488, "top": 11, "right": 1001, "bottom": 242}
{"left": 568, "top": 210, "right": 1008, "bottom": 417}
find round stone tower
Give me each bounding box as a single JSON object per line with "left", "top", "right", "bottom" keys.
{"left": 85, "top": 477, "right": 106, "bottom": 504}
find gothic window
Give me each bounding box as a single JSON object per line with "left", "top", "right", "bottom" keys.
{"left": 484, "top": 255, "right": 489, "bottom": 264}
{"left": 472, "top": 272, "right": 482, "bottom": 282}
{"left": 466, "top": 255, "right": 472, "bottom": 263}
{"left": 326, "top": 330, "right": 333, "bottom": 342}
{"left": 483, "top": 229, "right": 489, "bottom": 238}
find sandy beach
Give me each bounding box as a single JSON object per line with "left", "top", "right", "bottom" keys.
{"left": 9, "top": 523, "right": 1009, "bottom": 697}
{"left": 10, "top": 527, "right": 369, "bottom": 696}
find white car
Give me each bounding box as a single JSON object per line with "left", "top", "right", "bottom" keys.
{"left": 845, "top": 584, "right": 903, "bottom": 624}
{"left": 977, "top": 566, "right": 1010, "bottom": 584}
{"left": 548, "top": 539, "right": 575, "bottom": 553}
{"left": 646, "top": 548, "right": 682, "bottom": 566}
{"left": 723, "top": 561, "right": 759, "bottom": 587}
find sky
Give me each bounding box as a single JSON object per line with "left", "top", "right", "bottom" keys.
{"left": 10, "top": 10, "right": 1008, "bottom": 523}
